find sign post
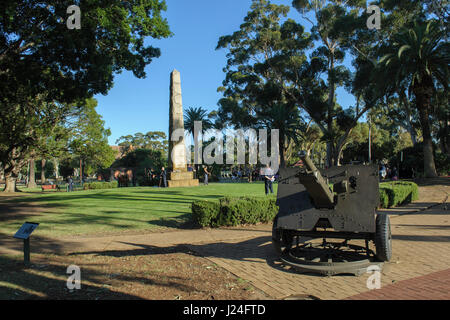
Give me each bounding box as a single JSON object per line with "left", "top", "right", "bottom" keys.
{"left": 14, "top": 222, "right": 39, "bottom": 265}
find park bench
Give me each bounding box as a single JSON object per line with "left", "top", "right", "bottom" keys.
{"left": 41, "top": 184, "right": 61, "bottom": 191}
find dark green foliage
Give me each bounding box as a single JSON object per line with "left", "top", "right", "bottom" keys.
{"left": 0, "top": 0, "right": 172, "bottom": 192}
{"left": 115, "top": 131, "right": 168, "bottom": 159}
{"left": 435, "top": 153, "right": 450, "bottom": 176}
{"left": 379, "top": 181, "right": 419, "bottom": 208}
{"left": 191, "top": 197, "right": 278, "bottom": 228}
{"left": 0, "top": 0, "right": 172, "bottom": 105}
{"left": 191, "top": 200, "right": 221, "bottom": 228}
{"left": 394, "top": 143, "right": 450, "bottom": 177}
{"left": 83, "top": 181, "right": 118, "bottom": 190}
{"left": 111, "top": 148, "right": 166, "bottom": 186}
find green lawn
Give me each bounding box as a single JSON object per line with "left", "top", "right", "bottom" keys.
{"left": 0, "top": 183, "right": 277, "bottom": 238}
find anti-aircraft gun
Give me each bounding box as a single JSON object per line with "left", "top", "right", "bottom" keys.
{"left": 272, "top": 151, "right": 391, "bottom": 275}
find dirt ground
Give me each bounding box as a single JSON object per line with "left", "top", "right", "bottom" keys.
{"left": 0, "top": 192, "right": 272, "bottom": 300}
{"left": 0, "top": 248, "right": 270, "bottom": 300}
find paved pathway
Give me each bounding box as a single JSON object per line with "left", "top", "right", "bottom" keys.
{"left": 186, "top": 179, "right": 450, "bottom": 299}
{"left": 1, "top": 178, "right": 449, "bottom": 300}
{"left": 346, "top": 268, "right": 450, "bottom": 300}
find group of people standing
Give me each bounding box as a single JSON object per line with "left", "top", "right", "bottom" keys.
{"left": 148, "top": 166, "right": 211, "bottom": 187}
{"left": 379, "top": 164, "right": 399, "bottom": 181}
{"left": 147, "top": 167, "right": 169, "bottom": 187}
{"left": 150, "top": 164, "right": 275, "bottom": 195}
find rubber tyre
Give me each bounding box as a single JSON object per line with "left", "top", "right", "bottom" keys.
{"left": 375, "top": 213, "right": 392, "bottom": 261}
{"left": 272, "top": 217, "right": 293, "bottom": 255}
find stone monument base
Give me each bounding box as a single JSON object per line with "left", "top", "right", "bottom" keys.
{"left": 167, "top": 171, "right": 199, "bottom": 188}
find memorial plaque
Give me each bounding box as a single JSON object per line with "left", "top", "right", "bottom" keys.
{"left": 14, "top": 222, "right": 39, "bottom": 240}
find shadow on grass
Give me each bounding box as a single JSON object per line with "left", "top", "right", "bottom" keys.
{"left": 3, "top": 192, "right": 196, "bottom": 205}
{"left": 0, "top": 201, "right": 48, "bottom": 222}
{"left": 0, "top": 191, "right": 199, "bottom": 235}
{"left": 147, "top": 213, "right": 200, "bottom": 230}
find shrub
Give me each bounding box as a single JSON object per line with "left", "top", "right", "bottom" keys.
{"left": 191, "top": 196, "right": 278, "bottom": 228}
{"left": 379, "top": 181, "right": 419, "bottom": 208}
{"left": 191, "top": 200, "right": 221, "bottom": 227}
{"left": 219, "top": 197, "right": 278, "bottom": 226}
{"left": 83, "top": 181, "right": 118, "bottom": 190}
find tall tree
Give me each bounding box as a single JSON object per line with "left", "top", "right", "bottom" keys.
{"left": 0, "top": 0, "right": 172, "bottom": 191}
{"left": 377, "top": 20, "right": 449, "bottom": 177}
{"left": 116, "top": 131, "right": 168, "bottom": 157}
{"left": 184, "top": 107, "right": 213, "bottom": 166}
{"left": 216, "top": 0, "right": 311, "bottom": 167}
{"left": 291, "top": 0, "right": 376, "bottom": 166}
{"left": 69, "top": 98, "right": 116, "bottom": 182}
{"left": 0, "top": 96, "right": 71, "bottom": 191}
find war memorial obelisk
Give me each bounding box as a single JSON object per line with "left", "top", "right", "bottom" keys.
{"left": 167, "top": 69, "right": 199, "bottom": 187}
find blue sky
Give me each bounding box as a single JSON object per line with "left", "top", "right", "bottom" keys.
{"left": 95, "top": 0, "right": 357, "bottom": 145}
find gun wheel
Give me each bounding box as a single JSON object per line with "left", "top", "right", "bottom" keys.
{"left": 272, "top": 218, "right": 293, "bottom": 255}
{"left": 375, "top": 213, "right": 392, "bottom": 261}
{"left": 280, "top": 241, "right": 381, "bottom": 276}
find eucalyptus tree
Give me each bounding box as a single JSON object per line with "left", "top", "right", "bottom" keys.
{"left": 290, "top": 0, "right": 372, "bottom": 166}
{"left": 216, "top": 0, "right": 312, "bottom": 168}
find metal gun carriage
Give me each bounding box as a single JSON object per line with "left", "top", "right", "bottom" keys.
{"left": 272, "top": 151, "right": 392, "bottom": 275}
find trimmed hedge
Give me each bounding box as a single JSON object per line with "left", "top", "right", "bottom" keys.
{"left": 379, "top": 181, "right": 419, "bottom": 208}
{"left": 191, "top": 197, "right": 278, "bottom": 228}
{"left": 83, "top": 181, "right": 118, "bottom": 190}
{"left": 191, "top": 200, "right": 221, "bottom": 228}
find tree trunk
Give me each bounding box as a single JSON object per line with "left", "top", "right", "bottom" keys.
{"left": 4, "top": 172, "right": 19, "bottom": 192}
{"left": 326, "top": 51, "right": 336, "bottom": 168}
{"left": 414, "top": 82, "right": 438, "bottom": 178}
{"left": 80, "top": 158, "right": 83, "bottom": 184}
{"left": 3, "top": 161, "right": 23, "bottom": 193}
{"left": 41, "top": 159, "right": 46, "bottom": 184}
{"left": 53, "top": 158, "right": 60, "bottom": 179}
{"left": 2, "top": 147, "right": 28, "bottom": 192}
{"left": 333, "top": 146, "right": 343, "bottom": 166}
{"left": 27, "top": 159, "right": 37, "bottom": 188}
{"left": 326, "top": 142, "right": 333, "bottom": 168}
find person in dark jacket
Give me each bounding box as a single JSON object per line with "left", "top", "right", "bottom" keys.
{"left": 159, "top": 167, "right": 167, "bottom": 188}
{"left": 203, "top": 166, "right": 210, "bottom": 185}
{"left": 67, "top": 176, "right": 73, "bottom": 192}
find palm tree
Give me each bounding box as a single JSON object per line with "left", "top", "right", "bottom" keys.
{"left": 378, "top": 20, "right": 449, "bottom": 177}
{"left": 184, "top": 107, "right": 213, "bottom": 167}
{"left": 260, "top": 104, "right": 303, "bottom": 168}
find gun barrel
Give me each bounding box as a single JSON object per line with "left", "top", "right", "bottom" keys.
{"left": 298, "top": 152, "right": 335, "bottom": 208}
